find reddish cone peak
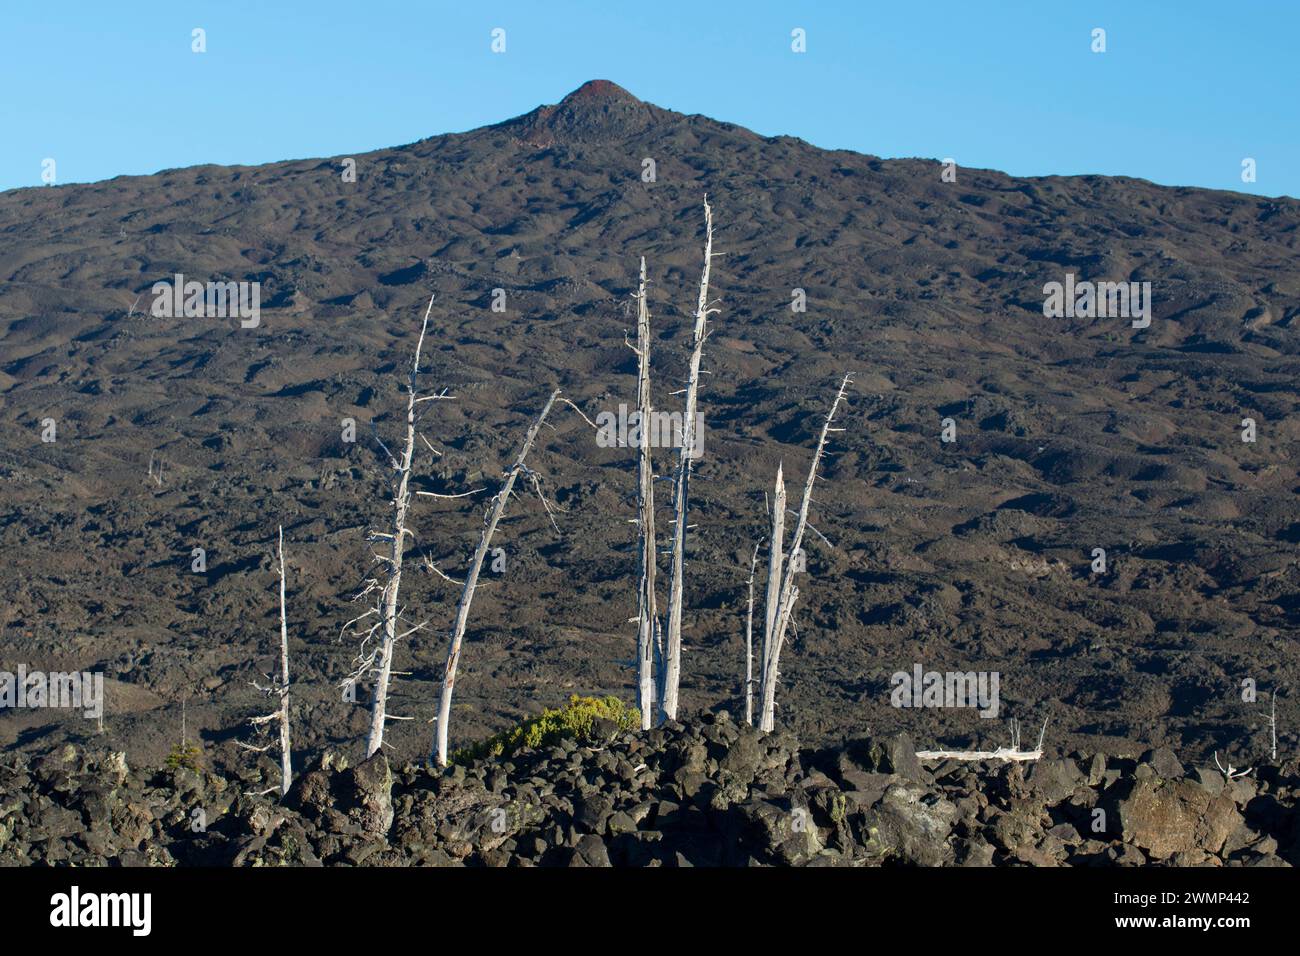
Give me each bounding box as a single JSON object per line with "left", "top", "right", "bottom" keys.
{"left": 508, "top": 80, "right": 660, "bottom": 147}
{"left": 559, "top": 80, "right": 642, "bottom": 106}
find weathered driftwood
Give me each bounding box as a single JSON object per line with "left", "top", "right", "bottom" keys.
{"left": 632, "top": 257, "right": 659, "bottom": 729}
{"left": 434, "top": 389, "right": 561, "bottom": 766}
{"left": 759, "top": 373, "right": 851, "bottom": 733}
{"left": 662, "top": 199, "right": 717, "bottom": 721}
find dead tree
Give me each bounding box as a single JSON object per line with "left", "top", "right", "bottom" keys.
{"left": 1214, "top": 751, "right": 1253, "bottom": 779}
{"left": 758, "top": 374, "right": 851, "bottom": 732}
{"left": 761, "top": 465, "right": 786, "bottom": 693}
{"left": 273, "top": 526, "right": 292, "bottom": 793}
{"left": 743, "top": 539, "right": 762, "bottom": 726}
{"left": 343, "top": 294, "right": 444, "bottom": 758}
{"left": 243, "top": 525, "right": 293, "bottom": 796}
{"left": 662, "top": 198, "right": 718, "bottom": 721}
{"left": 916, "top": 717, "right": 1048, "bottom": 763}
{"left": 1266, "top": 690, "right": 1279, "bottom": 761}
{"left": 434, "top": 389, "right": 562, "bottom": 766}
{"left": 631, "top": 257, "right": 660, "bottom": 729}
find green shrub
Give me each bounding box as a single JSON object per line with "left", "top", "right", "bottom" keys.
{"left": 453, "top": 695, "right": 639, "bottom": 764}
{"left": 164, "top": 741, "right": 202, "bottom": 772}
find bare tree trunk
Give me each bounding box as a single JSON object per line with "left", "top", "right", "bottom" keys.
{"left": 1269, "top": 691, "right": 1278, "bottom": 761}
{"left": 759, "top": 374, "right": 851, "bottom": 733}
{"left": 917, "top": 717, "right": 1048, "bottom": 762}
{"left": 761, "top": 465, "right": 786, "bottom": 681}
{"left": 633, "top": 257, "right": 659, "bottom": 730}
{"left": 276, "top": 526, "right": 292, "bottom": 795}
{"left": 662, "top": 198, "right": 716, "bottom": 722}
{"left": 244, "top": 526, "right": 294, "bottom": 792}
{"left": 365, "top": 296, "right": 435, "bottom": 758}
{"left": 744, "top": 539, "right": 761, "bottom": 726}
{"left": 434, "top": 389, "right": 561, "bottom": 766}
{"left": 653, "top": 614, "right": 664, "bottom": 705}
{"left": 758, "top": 468, "right": 786, "bottom": 730}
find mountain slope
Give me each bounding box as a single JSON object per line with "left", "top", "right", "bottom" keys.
{"left": 2, "top": 80, "right": 1299, "bottom": 768}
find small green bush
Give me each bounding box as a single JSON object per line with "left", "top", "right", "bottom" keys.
{"left": 454, "top": 694, "right": 639, "bottom": 764}
{"left": 164, "top": 742, "right": 202, "bottom": 772}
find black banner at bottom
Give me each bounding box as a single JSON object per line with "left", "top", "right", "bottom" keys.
{"left": 0, "top": 864, "right": 1280, "bottom": 943}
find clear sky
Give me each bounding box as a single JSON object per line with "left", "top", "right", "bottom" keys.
{"left": 3, "top": 0, "right": 1296, "bottom": 197}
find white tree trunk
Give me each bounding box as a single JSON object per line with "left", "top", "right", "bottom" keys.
{"left": 434, "top": 389, "right": 561, "bottom": 766}
{"left": 758, "top": 470, "right": 786, "bottom": 731}
{"left": 662, "top": 198, "right": 716, "bottom": 722}
{"left": 276, "top": 526, "right": 292, "bottom": 795}
{"left": 761, "top": 465, "right": 786, "bottom": 681}
{"left": 744, "top": 539, "right": 760, "bottom": 726}
{"left": 915, "top": 747, "right": 1043, "bottom": 762}
{"left": 759, "top": 374, "right": 851, "bottom": 733}
{"left": 365, "top": 296, "right": 435, "bottom": 758}
{"left": 634, "top": 257, "right": 659, "bottom": 730}
{"left": 758, "top": 585, "right": 796, "bottom": 733}
{"left": 917, "top": 717, "right": 1048, "bottom": 762}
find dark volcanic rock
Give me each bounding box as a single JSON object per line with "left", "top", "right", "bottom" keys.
{"left": 5, "top": 722, "right": 1292, "bottom": 867}
{"left": 841, "top": 732, "right": 925, "bottom": 782}
{"left": 1027, "top": 758, "right": 1086, "bottom": 806}
{"left": 860, "top": 784, "right": 958, "bottom": 866}
{"left": 1110, "top": 776, "right": 1242, "bottom": 860}
{"left": 343, "top": 754, "right": 395, "bottom": 837}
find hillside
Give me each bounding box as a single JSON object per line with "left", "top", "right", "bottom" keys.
{"left": 2, "top": 80, "right": 1299, "bottom": 771}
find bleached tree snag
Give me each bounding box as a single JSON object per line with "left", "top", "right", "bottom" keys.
{"left": 915, "top": 746, "right": 1044, "bottom": 763}
{"left": 339, "top": 295, "right": 446, "bottom": 758}
{"left": 916, "top": 717, "right": 1048, "bottom": 763}
{"left": 1214, "top": 751, "right": 1253, "bottom": 779}
{"left": 434, "top": 389, "right": 561, "bottom": 767}
{"left": 275, "top": 526, "right": 292, "bottom": 793}
{"left": 632, "top": 256, "right": 659, "bottom": 730}
{"left": 662, "top": 198, "right": 718, "bottom": 722}
{"left": 761, "top": 466, "right": 786, "bottom": 683}
{"left": 362, "top": 295, "right": 438, "bottom": 757}
{"left": 653, "top": 614, "right": 664, "bottom": 702}
{"left": 758, "top": 583, "right": 797, "bottom": 733}
{"left": 244, "top": 526, "right": 293, "bottom": 795}
{"left": 1265, "top": 690, "right": 1279, "bottom": 761}
{"left": 744, "top": 539, "right": 762, "bottom": 726}
{"left": 759, "top": 374, "right": 852, "bottom": 732}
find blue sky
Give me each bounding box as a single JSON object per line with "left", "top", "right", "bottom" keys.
{"left": 3, "top": 0, "right": 1296, "bottom": 197}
